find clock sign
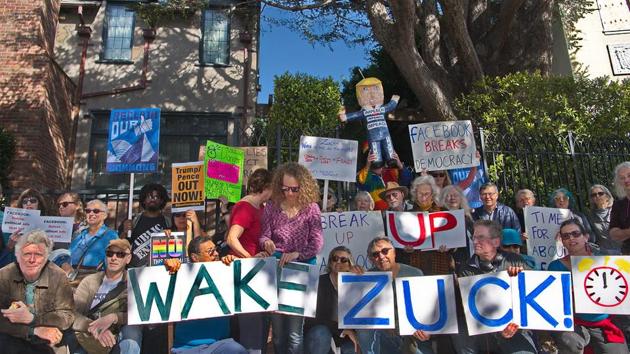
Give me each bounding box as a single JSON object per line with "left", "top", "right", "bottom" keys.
{"left": 584, "top": 266, "right": 628, "bottom": 307}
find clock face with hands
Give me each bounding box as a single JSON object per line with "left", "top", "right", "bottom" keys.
{"left": 584, "top": 266, "right": 628, "bottom": 307}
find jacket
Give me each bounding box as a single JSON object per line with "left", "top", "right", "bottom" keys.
{"left": 457, "top": 250, "right": 531, "bottom": 277}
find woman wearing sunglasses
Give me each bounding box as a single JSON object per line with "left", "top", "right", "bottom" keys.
{"left": 549, "top": 218, "right": 629, "bottom": 353}
{"left": 57, "top": 192, "right": 87, "bottom": 238}
{"left": 587, "top": 184, "right": 620, "bottom": 255}
{"left": 260, "top": 162, "right": 324, "bottom": 354}
{"left": 305, "top": 246, "right": 359, "bottom": 354}
{"left": 169, "top": 209, "right": 202, "bottom": 240}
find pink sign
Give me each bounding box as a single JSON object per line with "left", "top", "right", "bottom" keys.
{"left": 207, "top": 160, "right": 240, "bottom": 184}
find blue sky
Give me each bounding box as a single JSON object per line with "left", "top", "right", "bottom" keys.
{"left": 257, "top": 7, "right": 370, "bottom": 102}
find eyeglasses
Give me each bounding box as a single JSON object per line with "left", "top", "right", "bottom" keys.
{"left": 370, "top": 248, "right": 391, "bottom": 259}
{"left": 281, "top": 186, "right": 300, "bottom": 193}
{"left": 58, "top": 201, "right": 76, "bottom": 208}
{"left": 146, "top": 193, "right": 162, "bottom": 200}
{"left": 560, "top": 230, "right": 583, "bottom": 240}
{"left": 480, "top": 192, "right": 497, "bottom": 197}
{"left": 22, "top": 197, "right": 38, "bottom": 205}
{"left": 472, "top": 235, "right": 494, "bottom": 242}
{"left": 106, "top": 250, "right": 129, "bottom": 258}
{"left": 85, "top": 209, "right": 103, "bottom": 214}
{"left": 331, "top": 255, "right": 350, "bottom": 264}
{"left": 591, "top": 192, "right": 606, "bottom": 198}
{"left": 173, "top": 212, "right": 186, "bottom": 218}
{"left": 202, "top": 247, "right": 217, "bottom": 256}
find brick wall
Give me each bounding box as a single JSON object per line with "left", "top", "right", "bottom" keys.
{"left": 0, "top": 0, "right": 76, "bottom": 191}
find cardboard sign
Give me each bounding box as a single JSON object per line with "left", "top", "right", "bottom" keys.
{"left": 571, "top": 256, "right": 630, "bottom": 315}
{"left": 1, "top": 207, "right": 40, "bottom": 234}
{"left": 395, "top": 275, "right": 458, "bottom": 335}
{"left": 106, "top": 108, "right": 160, "bottom": 173}
{"left": 127, "top": 257, "right": 278, "bottom": 325}
{"left": 338, "top": 272, "right": 395, "bottom": 329}
{"left": 318, "top": 211, "right": 385, "bottom": 273}
{"left": 204, "top": 140, "right": 245, "bottom": 203}
{"left": 239, "top": 146, "right": 268, "bottom": 187}
{"left": 149, "top": 232, "right": 186, "bottom": 266}
{"left": 171, "top": 161, "right": 205, "bottom": 212}
{"left": 37, "top": 216, "right": 74, "bottom": 244}
{"left": 524, "top": 206, "right": 573, "bottom": 270}
{"left": 386, "top": 210, "right": 466, "bottom": 250}
{"left": 1, "top": 208, "right": 72, "bottom": 243}
{"left": 408, "top": 120, "right": 478, "bottom": 172}
{"left": 277, "top": 262, "right": 320, "bottom": 317}
{"left": 459, "top": 271, "right": 573, "bottom": 335}
{"left": 298, "top": 136, "right": 358, "bottom": 182}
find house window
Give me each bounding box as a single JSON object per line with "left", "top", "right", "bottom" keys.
{"left": 87, "top": 111, "right": 229, "bottom": 189}
{"left": 102, "top": 4, "right": 135, "bottom": 61}
{"left": 201, "top": 9, "right": 230, "bottom": 65}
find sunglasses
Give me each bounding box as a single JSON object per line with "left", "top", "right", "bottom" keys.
{"left": 173, "top": 212, "right": 186, "bottom": 218}
{"left": 370, "top": 247, "right": 391, "bottom": 259}
{"left": 591, "top": 192, "right": 606, "bottom": 198}
{"left": 560, "top": 230, "right": 583, "bottom": 240}
{"left": 85, "top": 208, "right": 103, "bottom": 214}
{"left": 58, "top": 201, "right": 76, "bottom": 208}
{"left": 281, "top": 186, "right": 300, "bottom": 193}
{"left": 106, "top": 250, "right": 129, "bottom": 258}
{"left": 22, "top": 197, "right": 38, "bottom": 205}
{"left": 331, "top": 255, "right": 350, "bottom": 264}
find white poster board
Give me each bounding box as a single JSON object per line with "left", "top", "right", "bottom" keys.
{"left": 277, "top": 262, "right": 320, "bottom": 317}
{"left": 524, "top": 206, "right": 573, "bottom": 270}
{"left": 408, "top": 120, "right": 478, "bottom": 172}
{"left": 338, "top": 272, "right": 395, "bottom": 329}
{"left": 37, "top": 216, "right": 74, "bottom": 243}
{"left": 386, "top": 210, "right": 466, "bottom": 250}
{"left": 298, "top": 136, "right": 358, "bottom": 182}
{"left": 458, "top": 271, "right": 513, "bottom": 335}
{"left": 571, "top": 256, "right": 630, "bottom": 315}
{"left": 396, "top": 275, "right": 458, "bottom": 335}
{"left": 1, "top": 207, "right": 40, "bottom": 234}
{"left": 318, "top": 211, "right": 385, "bottom": 273}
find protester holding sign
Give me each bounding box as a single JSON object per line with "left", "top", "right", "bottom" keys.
{"left": 453, "top": 220, "right": 536, "bottom": 354}
{"left": 548, "top": 218, "right": 629, "bottom": 353}
{"left": 169, "top": 210, "right": 202, "bottom": 241}
{"left": 549, "top": 188, "right": 595, "bottom": 243}
{"left": 609, "top": 161, "right": 630, "bottom": 254}
{"left": 439, "top": 185, "right": 474, "bottom": 271}
{"left": 260, "top": 162, "right": 324, "bottom": 354}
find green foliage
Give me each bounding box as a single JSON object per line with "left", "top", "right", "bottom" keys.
{"left": 454, "top": 72, "right": 630, "bottom": 139}
{"left": 557, "top": 0, "right": 595, "bottom": 77}
{"left": 130, "top": 0, "right": 205, "bottom": 29}
{"left": 0, "top": 127, "right": 16, "bottom": 191}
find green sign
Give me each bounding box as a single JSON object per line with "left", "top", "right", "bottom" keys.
{"left": 203, "top": 140, "right": 244, "bottom": 203}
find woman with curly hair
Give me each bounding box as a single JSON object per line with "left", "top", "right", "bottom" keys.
{"left": 260, "top": 162, "right": 324, "bottom": 354}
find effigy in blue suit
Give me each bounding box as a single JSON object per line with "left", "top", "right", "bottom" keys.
{"left": 339, "top": 77, "right": 399, "bottom": 168}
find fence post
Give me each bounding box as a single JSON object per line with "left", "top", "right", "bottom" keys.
{"left": 275, "top": 123, "right": 282, "bottom": 167}
{"left": 568, "top": 131, "right": 584, "bottom": 211}
{"left": 479, "top": 128, "right": 490, "bottom": 181}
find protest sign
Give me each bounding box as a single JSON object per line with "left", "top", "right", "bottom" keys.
{"left": 239, "top": 146, "right": 268, "bottom": 186}
{"left": 204, "top": 140, "right": 245, "bottom": 203}
{"left": 571, "top": 256, "right": 630, "bottom": 315}
{"left": 1, "top": 207, "right": 40, "bottom": 234}
{"left": 396, "top": 275, "right": 458, "bottom": 335}
{"left": 277, "top": 262, "right": 320, "bottom": 317}
{"left": 449, "top": 165, "right": 487, "bottom": 209}
{"left": 459, "top": 271, "right": 573, "bottom": 335}
{"left": 298, "top": 136, "right": 358, "bottom": 182}
{"left": 128, "top": 257, "right": 278, "bottom": 325}
{"left": 149, "top": 232, "right": 186, "bottom": 266}
{"left": 171, "top": 161, "right": 205, "bottom": 212}
{"left": 338, "top": 272, "right": 395, "bottom": 329}
{"left": 408, "top": 120, "right": 478, "bottom": 172}
{"left": 37, "top": 216, "right": 74, "bottom": 244}
{"left": 524, "top": 206, "right": 573, "bottom": 270}
{"left": 106, "top": 108, "right": 160, "bottom": 173}
{"left": 318, "top": 211, "right": 385, "bottom": 272}
{"left": 386, "top": 210, "right": 466, "bottom": 250}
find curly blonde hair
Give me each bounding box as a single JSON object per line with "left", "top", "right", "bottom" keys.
{"left": 271, "top": 162, "right": 320, "bottom": 210}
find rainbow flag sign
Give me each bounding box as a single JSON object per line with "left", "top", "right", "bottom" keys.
{"left": 149, "top": 231, "right": 186, "bottom": 266}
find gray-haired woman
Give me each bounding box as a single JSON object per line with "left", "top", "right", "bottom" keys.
{"left": 587, "top": 184, "right": 620, "bottom": 255}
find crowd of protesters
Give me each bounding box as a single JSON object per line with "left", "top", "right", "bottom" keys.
{"left": 0, "top": 155, "right": 629, "bottom": 354}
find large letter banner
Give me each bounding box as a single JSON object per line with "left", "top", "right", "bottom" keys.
{"left": 204, "top": 140, "right": 245, "bottom": 203}
{"left": 511, "top": 271, "right": 574, "bottom": 331}
{"left": 171, "top": 161, "right": 205, "bottom": 212}
{"left": 386, "top": 210, "right": 466, "bottom": 250}
{"left": 338, "top": 272, "right": 395, "bottom": 329}
{"left": 106, "top": 108, "right": 160, "bottom": 173}
{"left": 298, "top": 136, "right": 358, "bottom": 182}
{"left": 128, "top": 257, "right": 278, "bottom": 325}
{"left": 458, "top": 272, "right": 513, "bottom": 335}
{"left": 571, "top": 256, "right": 630, "bottom": 315}
{"left": 318, "top": 211, "right": 385, "bottom": 272}
{"left": 395, "top": 275, "right": 458, "bottom": 335}
{"left": 524, "top": 206, "right": 573, "bottom": 269}
{"left": 277, "top": 262, "right": 320, "bottom": 317}
{"left": 408, "top": 120, "right": 478, "bottom": 172}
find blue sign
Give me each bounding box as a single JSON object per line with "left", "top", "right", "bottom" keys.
{"left": 106, "top": 108, "right": 160, "bottom": 173}
{"left": 449, "top": 164, "right": 487, "bottom": 209}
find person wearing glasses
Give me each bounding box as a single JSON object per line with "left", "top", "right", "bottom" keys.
{"left": 304, "top": 246, "right": 360, "bottom": 354}
{"left": 472, "top": 182, "right": 521, "bottom": 232}
{"left": 259, "top": 162, "right": 323, "bottom": 354}
{"left": 56, "top": 193, "right": 87, "bottom": 240}
{"left": 587, "top": 184, "right": 619, "bottom": 255}
{"left": 354, "top": 236, "right": 433, "bottom": 354}
{"left": 69, "top": 238, "right": 140, "bottom": 354}
{"left": 453, "top": 220, "right": 536, "bottom": 354}
{"left": 549, "top": 188, "right": 594, "bottom": 243}
{"left": 169, "top": 210, "right": 202, "bottom": 241}
{"left": 548, "top": 218, "right": 628, "bottom": 354}
{"left": 64, "top": 200, "right": 118, "bottom": 281}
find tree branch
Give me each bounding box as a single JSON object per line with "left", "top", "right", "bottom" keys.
{"left": 442, "top": 0, "right": 484, "bottom": 83}
{"left": 486, "top": 0, "right": 527, "bottom": 61}
{"left": 259, "top": 0, "right": 335, "bottom": 11}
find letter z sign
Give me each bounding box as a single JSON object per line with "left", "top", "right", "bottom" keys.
{"left": 338, "top": 272, "right": 395, "bottom": 329}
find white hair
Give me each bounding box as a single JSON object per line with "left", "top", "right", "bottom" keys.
{"left": 613, "top": 162, "right": 630, "bottom": 198}
{"left": 354, "top": 191, "right": 375, "bottom": 211}
{"left": 410, "top": 175, "right": 440, "bottom": 203}
{"left": 15, "top": 229, "right": 53, "bottom": 259}
{"left": 86, "top": 199, "right": 108, "bottom": 212}
{"left": 438, "top": 185, "right": 472, "bottom": 218}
